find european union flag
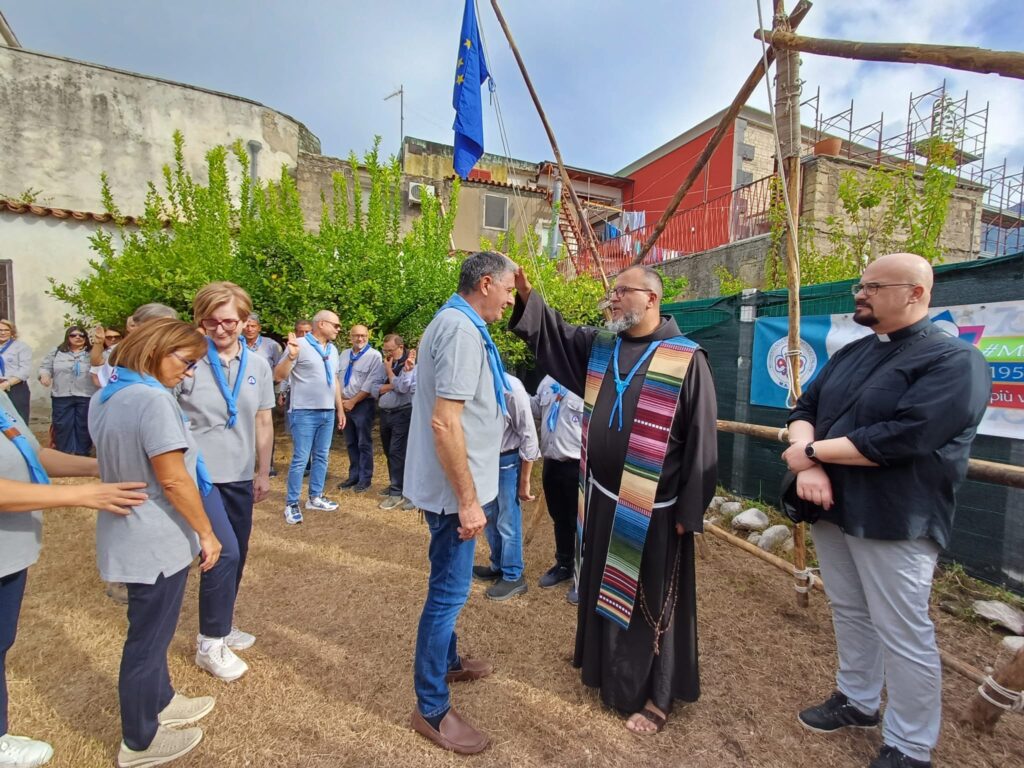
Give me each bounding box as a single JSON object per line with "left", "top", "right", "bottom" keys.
{"left": 452, "top": 0, "right": 489, "bottom": 179}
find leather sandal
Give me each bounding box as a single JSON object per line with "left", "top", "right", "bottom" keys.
{"left": 445, "top": 656, "right": 493, "bottom": 683}
{"left": 410, "top": 708, "right": 489, "bottom": 754}
{"left": 628, "top": 708, "right": 666, "bottom": 734}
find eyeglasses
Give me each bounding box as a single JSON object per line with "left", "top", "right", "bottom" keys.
{"left": 321, "top": 321, "right": 341, "bottom": 330}
{"left": 105, "top": 334, "right": 122, "bottom": 341}
{"left": 68, "top": 332, "right": 86, "bottom": 338}
{"left": 170, "top": 351, "right": 199, "bottom": 372}
{"left": 607, "top": 286, "right": 653, "bottom": 299}
{"left": 200, "top": 318, "right": 240, "bottom": 332}
{"left": 851, "top": 282, "right": 918, "bottom": 297}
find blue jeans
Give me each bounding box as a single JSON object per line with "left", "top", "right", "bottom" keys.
{"left": 413, "top": 501, "right": 496, "bottom": 718}
{"left": 483, "top": 452, "right": 524, "bottom": 581}
{"left": 286, "top": 409, "right": 335, "bottom": 505}
{"left": 343, "top": 399, "right": 375, "bottom": 486}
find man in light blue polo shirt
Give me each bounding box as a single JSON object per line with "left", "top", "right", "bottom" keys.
{"left": 406, "top": 251, "right": 516, "bottom": 755}
{"left": 274, "top": 310, "right": 346, "bottom": 525}
{"left": 337, "top": 325, "right": 383, "bottom": 493}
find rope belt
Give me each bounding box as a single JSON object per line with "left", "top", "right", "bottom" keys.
{"left": 978, "top": 676, "right": 1024, "bottom": 713}
{"left": 588, "top": 474, "right": 678, "bottom": 510}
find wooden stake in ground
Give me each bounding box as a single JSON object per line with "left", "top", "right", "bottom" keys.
{"left": 754, "top": 29, "right": 1024, "bottom": 81}
{"left": 489, "top": 0, "right": 608, "bottom": 289}
{"left": 959, "top": 648, "right": 1024, "bottom": 734}
{"left": 633, "top": 0, "right": 813, "bottom": 265}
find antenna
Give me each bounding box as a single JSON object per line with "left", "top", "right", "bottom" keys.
{"left": 384, "top": 85, "right": 404, "bottom": 157}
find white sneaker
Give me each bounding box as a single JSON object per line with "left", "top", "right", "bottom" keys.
{"left": 157, "top": 693, "right": 215, "bottom": 727}
{"left": 0, "top": 734, "right": 53, "bottom": 768}
{"left": 194, "top": 638, "right": 248, "bottom": 682}
{"left": 305, "top": 495, "right": 338, "bottom": 511}
{"left": 225, "top": 626, "right": 256, "bottom": 651}
{"left": 117, "top": 725, "right": 202, "bottom": 768}
{"left": 283, "top": 503, "right": 303, "bottom": 525}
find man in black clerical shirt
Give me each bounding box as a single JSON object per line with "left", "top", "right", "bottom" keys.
{"left": 782, "top": 252, "right": 991, "bottom": 768}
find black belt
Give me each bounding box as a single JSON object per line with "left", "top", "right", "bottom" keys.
{"left": 382, "top": 404, "right": 412, "bottom": 413}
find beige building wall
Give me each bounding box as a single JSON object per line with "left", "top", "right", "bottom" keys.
{"left": 0, "top": 210, "right": 120, "bottom": 420}
{"left": 451, "top": 182, "right": 551, "bottom": 253}
{"left": 0, "top": 46, "right": 317, "bottom": 216}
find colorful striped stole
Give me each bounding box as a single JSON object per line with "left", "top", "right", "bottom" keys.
{"left": 576, "top": 331, "right": 697, "bottom": 629}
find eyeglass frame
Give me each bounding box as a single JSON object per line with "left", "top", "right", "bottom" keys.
{"left": 850, "top": 282, "right": 918, "bottom": 297}
{"left": 606, "top": 285, "right": 655, "bottom": 300}
{"left": 170, "top": 351, "right": 199, "bottom": 373}
{"left": 199, "top": 317, "right": 241, "bottom": 332}
{"left": 320, "top": 319, "right": 342, "bottom": 331}
{"left": 67, "top": 332, "right": 87, "bottom": 338}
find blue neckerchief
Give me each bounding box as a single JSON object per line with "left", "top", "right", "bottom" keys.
{"left": 71, "top": 350, "right": 86, "bottom": 379}
{"left": 247, "top": 336, "right": 262, "bottom": 351}
{"left": 0, "top": 339, "right": 12, "bottom": 377}
{"left": 343, "top": 345, "right": 369, "bottom": 388}
{"left": 304, "top": 333, "right": 334, "bottom": 387}
{"left": 546, "top": 381, "right": 567, "bottom": 433}
{"left": 206, "top": 338, "right": 248, "bottom": 429}
{"left": 608, "top": 337, "right": 663, "bottom": 431}
{"left": 0, "top": 405, "right": 50, "bottom": 484}
{"left": 437, "top": 293, "right": 511, "bottom": 415}
{"left": 101, "top": 367, "right": 214, "bottom": 496}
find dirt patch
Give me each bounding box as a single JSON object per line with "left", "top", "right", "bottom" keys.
{"left": 8, "top": 435, "right": 1024, "bottom": 767}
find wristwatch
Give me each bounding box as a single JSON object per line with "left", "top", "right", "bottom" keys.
{"left": 805, "top": 442, "right": 821, "bottom": 464}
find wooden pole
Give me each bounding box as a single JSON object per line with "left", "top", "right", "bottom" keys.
{"left": 959, "top": 648, "right": 1024, "bottom": 733}
{"left": 489, "top": 0, "right": 609, "bottom": 288}
{"left": 704, "top": 523, "right": 988, "bottom": 686}
{"left": 633, "top": 0, "right": 813, "bottom": 265}
{"left": 755, "top": 29, "right": 1024, "bottom": 81}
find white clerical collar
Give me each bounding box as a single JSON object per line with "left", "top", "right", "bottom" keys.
{"left": 876, "top": 333, "right": 891, "bottom": 343}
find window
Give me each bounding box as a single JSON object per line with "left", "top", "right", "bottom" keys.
{"left": 483, "top": 194, "right": 508, "bottom": 230}
{"left": 0, "top": 260, "right": 12, "bottom": 321}
{"left": 736, "top": 170, "right": 754, "bottom": 186}
{"left": 740, "top": 142, "right": 756, "bottom": 161}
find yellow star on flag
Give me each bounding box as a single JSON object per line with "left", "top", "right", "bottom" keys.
{"left": 456, "top": 74, "right": 465, "bottom": 84}
{"left": 458, "top": 57, "right": 464, "bottom": 68}
{"left": 464, "top": 38, "right": 472, "bottom": 49}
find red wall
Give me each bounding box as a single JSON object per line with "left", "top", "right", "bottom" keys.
{"left": 623, "top": 124, "right": 736, "bottom": 252}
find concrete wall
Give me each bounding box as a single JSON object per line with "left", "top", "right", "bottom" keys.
{"left": 800, "top": 154, "right": 984, "bottom": 264}
{"left": 660, "top": 234, "right": 773, "bottom": 299}
{"left": 452, "top": 181, "right": 551, "bottom": 253}
{"left": 0, "top": 46, "right": 316, "bottom": 216}
{"left": 0, "top": 210, "right": 119, "bottom": 421}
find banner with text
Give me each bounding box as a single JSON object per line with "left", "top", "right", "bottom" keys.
{"left": 750, "top": 300, "right": 1024, "bottom": 439}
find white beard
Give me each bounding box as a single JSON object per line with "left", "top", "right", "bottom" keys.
{"left": 604, "top": 309, "right": 643, "bottom": 334}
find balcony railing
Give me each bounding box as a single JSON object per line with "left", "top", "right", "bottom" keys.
{"left": 573, "top": 174, "right": 776, "bottom": 278}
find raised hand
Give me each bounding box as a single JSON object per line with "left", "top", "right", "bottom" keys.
{"left": 513, "top": 265, "right": 532, "bottom": 299}
{"left": 286, "top": 332, "right": 300, "bottom": 359}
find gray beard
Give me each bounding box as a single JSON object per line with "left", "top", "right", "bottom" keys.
{"left": 604, "top": 309, "right": 643, "bottom": 334}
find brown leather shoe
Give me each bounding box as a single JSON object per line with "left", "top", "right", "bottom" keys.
{"left": 445, "top": 656, "right": 493, "bottom": 683}
{"left": 410, "top": 708, "right": 489, "bottom": 754}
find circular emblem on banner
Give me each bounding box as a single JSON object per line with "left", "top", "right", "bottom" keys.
{"left": 767, "top": 337, "right": 817, "bottom": 389}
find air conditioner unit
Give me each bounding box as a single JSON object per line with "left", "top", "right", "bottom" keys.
{"left": 408, "top": 182, "right": 435, "bottom": 205}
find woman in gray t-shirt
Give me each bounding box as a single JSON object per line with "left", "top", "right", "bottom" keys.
{"left": 1, "top": 391, "right": 146, "bottom": 766}
{"left": 88, "top": 318, "right": 224, "bottom": 767}
{"left": 38, "top": 325, "right": 98, "bottom": 456}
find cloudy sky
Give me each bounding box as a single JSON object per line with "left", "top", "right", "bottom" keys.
{"left": 5, "top": 1, "right": 1023, "bottom": 175}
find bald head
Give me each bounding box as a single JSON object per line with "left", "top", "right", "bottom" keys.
{"left": 349, "top": 324, "right": 369, "bottom": 352}
{"left": 854, "top": 252, "right": 933, "bottom": 333}
{"left": 312, "top": 309, "right": 341, "bottom": 342}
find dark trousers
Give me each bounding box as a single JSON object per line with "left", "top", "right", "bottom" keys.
{"left": 343, "top": 399, "right": 375, "bottom": 486}
{"left": 51, "top": 395, "right": 92, "bottom": 455}
{"left": 7, "top": 382, "right": 29, "bottom": 423}
{"left": 542, "top": 458, "right": 580, "bottom": 569}
{"left": 379, "top": 406, "right": 412, "bottom": 496}
{"left": 0, "top": 569, "right": 28, "bottom": 736}
{"left": 198, "top": 482, "right": 253, "bottom": 638}
{"left": 120, "top": 566, "right": 189, "bottom": 751}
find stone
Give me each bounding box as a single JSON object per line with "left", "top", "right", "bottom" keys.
{"left": 708, "top": 496, "right": 728, "bottom": 512}
{"left": 972, "top": 600, "right": 1024, "bottom": 635}
{"left": 747, "top": 533, "right": 761, "bottom": 546}
{"left": 704, "top": 516, "right": 722, "bottom": 529}
{"left": 1001, "top": 636, "right": 1024, "bottom": 653}
{"left": 731, "top": 508, "right": 769, "bottom": 532}
{"left": 720, "top": 501, "right": 743, "bottom": 518}
{"left": 758, "top": 524, "right": 792, "bottom": 552}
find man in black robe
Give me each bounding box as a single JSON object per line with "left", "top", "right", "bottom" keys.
{"left": 510, "top": 264, "right": 718, "bottom": 733}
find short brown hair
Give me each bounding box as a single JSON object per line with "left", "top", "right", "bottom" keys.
{"left": 0, "top": 319, "right": 17, "bottom": 338}
{"left": 109, "top": 318, "right": 206, "bottom": 377}
{"left": 192, "top": 281, "right": 253, "bottom": 325}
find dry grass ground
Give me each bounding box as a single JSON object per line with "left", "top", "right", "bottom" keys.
{"left": 9, "top": 433, "right": 1024, "bottom": 767}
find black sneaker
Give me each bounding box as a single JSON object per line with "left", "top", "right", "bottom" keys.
{"left": 485, "top": 577, "right": 528, "bottom": 601}
{"left": 869, "top": 746, "right": 931, "bottom": 768}
{"left": 798, "top": 691, "right": 880, "bottom": 733}
{"left": 353, "top": 484, "right": 371, "bottom": 493}
{"left": 472, "top": 566, "right": 500, "bottom": 582}
{"left": 538, "top": 564, "right": 573, "bottom": 588}
{"left": 337, "top": 478, "right": 359, "bottom": 489}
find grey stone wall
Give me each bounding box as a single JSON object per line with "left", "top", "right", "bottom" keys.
{"left": 660, "top": 234, "right": 773, "bottom": 299}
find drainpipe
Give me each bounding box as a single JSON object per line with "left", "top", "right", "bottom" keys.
{"left": 0, "top": 11, "right": 22, "bottom": 47}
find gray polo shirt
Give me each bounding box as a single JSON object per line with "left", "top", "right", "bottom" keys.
{"left": 89, "top": 384, "right": 201, "bottom": 584}
{"left": 404, "top": 308, "right": 502, "bottom": 514}
{"left": 531, "top": 375, "right": 583, "bottom": 461}
{"left": 178, "top": 344, "right": 275, "bottom": 483}
{"left": 246, "top": 335, "right": 283, "bottom": 370}
{"left": 339, "top": 346, "right": 384, "bottom": 400}
{"left": 288, "top": 336, "right": 339, "bottom": 411}
{"left": 0, "top": 391, "right": 43, "bottom": 577}
{"left": 499, "top": 375, "right": 541, "bottom": 460}
{"left": 39, "top": 348, "right": 98, "bottom": 398}
{"left": 372, "top": 359, "right": 417, "bottom": 410}
{"left": 0, "top": 339, "right": 32, "bottom": 381}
